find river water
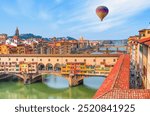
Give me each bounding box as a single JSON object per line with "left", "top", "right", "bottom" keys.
{"left": 0, "top": 74, "right": 105, "bottom": 99}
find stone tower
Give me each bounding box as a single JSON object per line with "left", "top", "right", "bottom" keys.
{"left": 15, "top": 27, "right": 19, "bottom": 37}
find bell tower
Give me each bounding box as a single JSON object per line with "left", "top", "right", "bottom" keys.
{"left": 15, "top": 27, "right": 19, "bottom": 37}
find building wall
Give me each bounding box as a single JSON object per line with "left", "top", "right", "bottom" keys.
{"left": 147, "top": 47, "right": 150, "bottom": 89}
{"left": 0, "top": 45, "right": 10, "bottom": 54}
{"left": 139, "top": 30, "right": 150, "bottom": 38}
{"left": 142, "top": 45, "right": 148, "bottom": 88}
{"left": 0, "top": 55, "right": 119, "bottom": 70}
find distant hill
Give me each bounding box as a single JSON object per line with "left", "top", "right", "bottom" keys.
{"left": 9, "top": 33, "right": 42, "bottom": 39}
{"left": 9, "top": 34, "right": 77, "bottom": 41}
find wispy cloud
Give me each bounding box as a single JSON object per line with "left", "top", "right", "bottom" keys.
{"left": 1, "top": 5, "right": 18, "bottom": 16}
{"left": 0, "top": 0, "right": 150, "bottom": 39}
{"left": 55, "top": 0, "right": 150, "bottom": 34}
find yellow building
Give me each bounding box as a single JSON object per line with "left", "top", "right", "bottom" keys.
{"left": 0, "top": 44, "right": 17, "bottom": 54}
{"left": 61, "top": 62, "right": 87, "bottom": 75}
{"left": 19, "top": 62, "right": 37, "bottom": 74}
{"left": 139, "top": 29, "right": 150, "bottom": 39}
{"left": 61, "top": 62, "right": 113, "bottom": 76}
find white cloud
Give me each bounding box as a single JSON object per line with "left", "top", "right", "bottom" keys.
{"left": 57, "top": 0, "right": 150, "bottom": 34}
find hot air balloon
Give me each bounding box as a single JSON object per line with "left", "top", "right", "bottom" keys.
{"left": 96, "top": 6, "right": 109, "bottom": 21}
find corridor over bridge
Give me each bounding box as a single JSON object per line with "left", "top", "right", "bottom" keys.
{"left": 0, "top": 54, "right": 120, "bottom": 85}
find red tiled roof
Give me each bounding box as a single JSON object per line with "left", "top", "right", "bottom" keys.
{"left": 144, "top": 41, "right": 150, "bottom": 46}
{"left": 93, "top": 55, "right": 127, "bottom": 98}
{"left": 138, "top": 37, "right": 150, "bottom": 43}
{"left": 139, "top": 29, "right": 150, "bottom": 32}
{"left": 99, "top": 89, "right": 150, "bottom": 99}
{"left": 93, "top": 54, "right": 150, "bottom": 99}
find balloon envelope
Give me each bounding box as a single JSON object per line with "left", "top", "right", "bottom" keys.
{"left": 96, "top": 6, "right": 109, "bottom": 21}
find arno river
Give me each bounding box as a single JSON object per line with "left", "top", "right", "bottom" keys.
{"left": 0, "top": 74, "right": 105, "bottom": 99}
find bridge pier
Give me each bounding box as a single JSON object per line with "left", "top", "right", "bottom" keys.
{"left": 67, "top": 75, "right": 84, "bottom": 87}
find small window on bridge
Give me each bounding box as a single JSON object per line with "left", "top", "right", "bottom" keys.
{"left": 66, "top": 59, "right": 68, "bottom": 62}
{"left": 16, "top": 58, "right": 18, "bottom": 61}
{"left": 40, "top": 59, "right": 42, "bottom": 61}
{"left": 84, "top": 59, "right": 86, "bottom": 62}
{"left": 24, "top": 59, "right": 26, "bottom": 61}
{"left": 103, "top": 59, "right": 106, "bottom": 62}
{"left": 113, "top": 59, "right": 116, "bottom": 62}
{"left": 48, "top": 59, "right": 50, "bottom": 61}
{"left": 32, "top": 59, "right": 34, "bottom": 61}
{"left": 0, "top": 58, "right": 1, "bottom": 60}
{"left": 75, "top": 59, "right": 77, "bottom": 62}
{"left": 9, "top": 58, "right": 11, "bottom": 61}
{"left": 93, "top": 59, "right": 96, "bottom": 62}
{"left": 57, "top": 59, "right": 59, "bottom": 62}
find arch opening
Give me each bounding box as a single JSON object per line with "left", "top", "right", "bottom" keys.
{"left": 38, "top": 63, "right": 45, "bottom": 71}
{"left": 46, "top": 63, "right": 53, "bottom": 71}
{"left": 54, "top": 63, "right": 61, "bottom": 72}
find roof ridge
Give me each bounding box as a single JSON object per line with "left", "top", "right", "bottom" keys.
{"left": 111, "top": 55, "right": 125, "bottom": 89}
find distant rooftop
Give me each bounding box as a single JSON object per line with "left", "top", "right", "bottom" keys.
{"left": 139, "top": 29, "right": 150, "bottom": 32}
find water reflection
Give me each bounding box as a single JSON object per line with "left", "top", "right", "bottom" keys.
{"left": 44, "top": 75, "right": 69, "bottom": 89}
{"left": 83, "top": 77, "right": 105, "bottom": 89}
{"left": 0, "top": 74, "right": 105, "bottom": 99}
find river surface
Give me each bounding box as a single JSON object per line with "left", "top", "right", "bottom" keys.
{"left": 0, "top": 74, "right": 105, "bottom": 99}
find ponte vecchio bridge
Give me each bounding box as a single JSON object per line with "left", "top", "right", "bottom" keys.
{"left": 0, "top": 54, "right": 120, "bottom": 86}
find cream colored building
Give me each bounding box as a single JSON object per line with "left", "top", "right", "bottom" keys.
{"left": 129, "top": 29, "right": 150, "bottom": 89}
{"left": 0, "top": 54, "right": 119, "bottom": 73}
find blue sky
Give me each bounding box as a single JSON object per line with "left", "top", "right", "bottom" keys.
{"left": 0, "top": 0, "right": 150, "bottom": 40}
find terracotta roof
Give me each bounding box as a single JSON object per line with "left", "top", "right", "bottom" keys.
{"left": 139, "top": 29, "right": 150, "bottom": 32}
{"left": 93, "top": 55, "right": 127, "bottom": 98}
{"left": 144, "top": 41, "right": 150, "bottom": 46}
{"left": 99, "top": 89, "right": 150, "bottom": 99}
{"left": 93, "top": 54, "right": 150, "bottom": 99}
{"left": 138, "top": 37, "right": 150, "bottom": 43}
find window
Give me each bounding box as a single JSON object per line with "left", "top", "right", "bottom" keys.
{"left": 84, "top": 59, "right": 86, "bottom": 62}
{"left": 16, "top": 58, "right": 18, "bottom": 61}
{"left": 40, "top": 59, "right": 42, "bottom": 61}
{"left": 9, "top": 58, "right": 11, "bottom": 61}
{"left": 24, "top": 59, "right": 26, "bottom": 61}
{"left": 93, "top": 59, "right": 96, "bottom": 62}
{"left": 103, "top": 59, "right": 106, "bottom": 62}
{"left": 148, "top": 31, "right": 150, "bottom": 34}
{"left": 57, "top": 59, "right": 59, "bottom": 62}
{"left": 75, "top": 59, "right": 77, "bottom": 62}
{"left": 66, "top": 59, "right": 68, "bottom": 62}
{"left": 32, "top": 59, "right": 34, "bottom": 61}
{"left": 48, "top": 59, "right": 50, "bottom": 61}
{"left": 113, "top": 59, "right": 116, "bottom": 62}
